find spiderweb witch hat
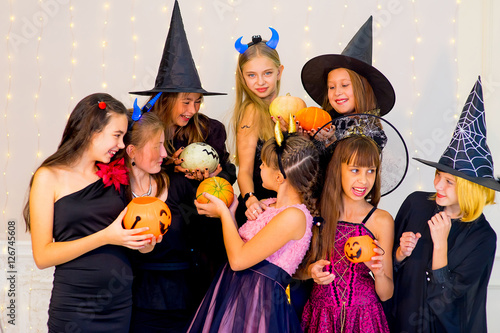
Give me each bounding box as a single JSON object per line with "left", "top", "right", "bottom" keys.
{"left": 314, "top": 113, "right": 409, "bottom": 196}
{"left": 414, "top": 76, "right": 500, "bottom": 191}
{"left": 130, "top": 0, "right": 225, "bottom": 97}
{"left": 301, "top": 16, "right": 395, "bottom": 116}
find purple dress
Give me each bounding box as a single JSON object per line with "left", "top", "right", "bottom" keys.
{"left": 302, "top": 207, "right": 389, "bottom": 333}
{"left": 187, "top": 199, "right": 313, "bottom": 333}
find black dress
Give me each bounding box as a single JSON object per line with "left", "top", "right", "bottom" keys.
{"left": 48, "top": 180, "right": 131, "bottom": 333}
{"left": 384, "top": 191, "right": 497, "bottom": 333}
{"left": 129, "top": 173, "right": 227, "bottom": 333}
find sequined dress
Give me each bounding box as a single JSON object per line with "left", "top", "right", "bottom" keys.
{"left": 301, "top": 207, "right": 389, "bottom": 333}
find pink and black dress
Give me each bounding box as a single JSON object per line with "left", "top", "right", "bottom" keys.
{"left": 301, "top": 207, "right": 389, "bottom": 333}
{"left": 187, "top": 198, "right": 313, "bottom": 333}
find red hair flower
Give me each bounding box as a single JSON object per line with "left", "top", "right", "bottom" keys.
{"left": 96, "top": 157, "right": 129, "bottom": 192}
{"left": 98, "top": 101, "right": 106, "bottom": 109}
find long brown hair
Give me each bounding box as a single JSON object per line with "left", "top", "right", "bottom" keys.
{"left": 23, "top": 93, "right": 128, "bottom": 231}
{"left": 301, "top": 136, "right": 381, "bottom": 269}
{"left": 231, "top": 42, "right": 282, "bottom": 164}
{"left": 120, "top": 111, "right": 169, "bottom": 202}
{"left": 149, "top": 92, "right": 209, "bottom": 156}
{"left": 261, "top": 135, "right": 321, "bottom": 217}
{"left": 322, "top": 68, "right": 377, "bottom": 114}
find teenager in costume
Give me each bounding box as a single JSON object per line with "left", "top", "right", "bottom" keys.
{"left": 385, "top": 77, "right": 498, "bottom": 333}
{"left": 128, "top": 2, "right": 230, "bottom": 330}
{"left": 23, "top": 93, "right": 154, "bottom": 332}
{"left": 300, "top": 114, "right": 408, "bottom": 333}
{"left": 119, "top": 111, "right": 200, "bottom": 332}
{"left": 187, "top": 124, "right": 321, "bottom": 333}
{"left": 231, "top": 27, "right": 284, "bottom": 225}
{"left": 301, "top": 17, "right": 395, "bottom": 123}
{"left": 130, "top": 1, "right": 235, "bottom": 185}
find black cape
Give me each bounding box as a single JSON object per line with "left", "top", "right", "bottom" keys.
{"left": 384, "top": 191, "right": 496, "bottom": 333}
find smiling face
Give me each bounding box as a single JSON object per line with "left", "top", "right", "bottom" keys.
{"left": 327, "top": 68, "right": 356, "bottom": 115}
{"left": 90, "top": 113, "right": 127, "bottom": 163}
{"left": 242, "top": 55, "right": 283, "bottom": 103}
{"left": 170, "top": 93, "right": 203, "bottom": 127}
{"left": 132, "top": 130, "right": 167, "bottom": 175}
{"left": 341, "top": 161, "right": 376, "bottom": 202}
{"left": 434, "top": 170, "right": 460, "bottom": 213}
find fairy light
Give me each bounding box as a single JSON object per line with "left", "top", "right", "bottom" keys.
{"left": 67, "top": 2, "right": 76, "bottom": 118}
{"left": 101, "top": 3, "right": 110, "bottom": 90}
{"left": 2, "top": 0, "right": 14, "bottom": 226}
{"left": 303, "top": 0, "right": 313, "bottom": 102}
{"left": 33, "top": 3, "right": 44, "bottom": 164}
{"left": 129, "top": 0, "right": 138, "bottom": 104}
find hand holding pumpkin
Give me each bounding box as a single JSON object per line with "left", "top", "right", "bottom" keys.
{"left": 309, "top": 259, "right": 335, "bottom": 285}
{"left": 139, "top": 234, "right": 163, "bottom": 254}
{"left": 102, "top": 207, "right": 155, "bottom": 250}
{"left": 363, "top": 239, "right": 386, "bottom": 277}
{"left": 194, "top": 192, "right": 229, "bottom": 218}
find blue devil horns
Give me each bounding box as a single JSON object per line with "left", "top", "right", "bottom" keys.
{"left": 130, "top": 92, "right": 163, "bottom": 128}
{"left": 234, "top": 27, "right": 279, "bottom": 54}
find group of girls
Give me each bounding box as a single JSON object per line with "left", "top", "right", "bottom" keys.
{"left": 24, "top": 2, "right": 498, "bottom": 332}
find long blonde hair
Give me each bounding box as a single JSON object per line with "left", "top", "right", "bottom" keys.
{"left": 231, "top": 42, "right": 282, "bottom": 164}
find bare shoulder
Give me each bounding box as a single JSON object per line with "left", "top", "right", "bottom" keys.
{"left": 272, "top": 206, "right": 307, "bottom": 239}
{"left": 372, "top": 208, "right": 394, "bottom": 224}
{"left": 367, "top": 208, "right": 394, "bottom": 239}
{"left": 33, "top": 166, "right": 59, "bottom": 186}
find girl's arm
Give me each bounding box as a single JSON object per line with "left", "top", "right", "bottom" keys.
{"left": 367, "top": 209, "right": 394, "bottom": 301}
{"left": 30, "top": 167, "right": 153, "bottom": 269}
{"left": 236, "top": 105, "right": 268, "bottom": 213}
{"left": 195, "top": 193, "right": 306, "bottom": 271}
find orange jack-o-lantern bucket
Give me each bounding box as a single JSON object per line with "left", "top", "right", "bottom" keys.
{"left": 344, "top": 235, "right": 376, "bottom": 263}
{"left": 123, "top": 197, "right": 171, "bottom": 237}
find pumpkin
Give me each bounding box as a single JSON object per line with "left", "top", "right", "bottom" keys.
{"left": 179, "top": 142, "right": 219, "bottom": 173}
{"left": 196, "top": 177, "right": 234, "bottom": 207}
{"left": 269, "top": 93, "right": 307, "bottom": 125}
{"left": 295, "top": 106, "right": 332, "bottom": 132}
{"left": 344, "top": 235, "right": 376, "bottom": 263}
{"left": 123, "top": 197, "right": 171, "bottom": 238}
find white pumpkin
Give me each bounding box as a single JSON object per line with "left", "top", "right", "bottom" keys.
{"left": 179, "top": 142, "right": 219, "bottom": 173}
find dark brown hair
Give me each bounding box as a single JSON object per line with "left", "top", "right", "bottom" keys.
{"left": 23, "top": 93, "right": 128, "bottom": 231}
{"left": 300, "top": 136, "right": 381, "bottom": 272}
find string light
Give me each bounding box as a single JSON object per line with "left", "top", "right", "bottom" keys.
{"left": 68, "top": 2, "right": 75, "bottom": 118}
{"left": 33, "top": 3, "right": 43, "bottom": 164}
{"left": 2, "top": 0, "right": 13, "bottom": 226}
{"left": 101, "top": 3, "right": 110, "bottom": 90}
{"left": 130, "top": 0, "right": 138, "bottom": 105}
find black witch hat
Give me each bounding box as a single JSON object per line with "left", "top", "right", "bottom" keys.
{"left": 415, "top": 76, "right": 500, "bottom": 191}
{"left": 301, "top": 16, "right": 395, "bottom": 116}
{"left": 130, "top": 0, "right": 225, "bottom": 96}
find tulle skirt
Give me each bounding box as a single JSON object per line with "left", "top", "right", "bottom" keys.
{"left": 187, "top": 260, "right": 303, "bottom": 333}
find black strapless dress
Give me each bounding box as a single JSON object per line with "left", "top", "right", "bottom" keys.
{"left": 48, "top": 180, "right": 132, "bottom": 333}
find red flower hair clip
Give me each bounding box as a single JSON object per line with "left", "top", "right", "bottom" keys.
{"left": 96, "top": 157, "right": 129, "bottom": 192}
{"left": 98, "top": 101, "right": 106, "bottom": 109}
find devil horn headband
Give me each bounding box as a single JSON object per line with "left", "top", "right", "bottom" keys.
{"left": 234, "top": 27, "right": 279, "bottom": 54}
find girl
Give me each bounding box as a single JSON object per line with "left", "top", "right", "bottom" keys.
{"left": 301, "top": 16, "right": 395, "bottom": 121}
{"left": 301, "top": 132, "right": 394, "bottom": 333}
{"left": 121, "top": 111, "right": 202, "bottom": 332}
{"left": 231, "top": 27, "right": 284, "bottom": 224}
{"left": 386, "top": 77, "right": 498, "bottom": 332}
{"left": 188, "top": 134, "right": 321, "bottom": 332}
{"left": 23, "top": 93, "right": 154, "bottom": 332}
{"left": 130, "top": 0, "right": 234, "bottom": 184}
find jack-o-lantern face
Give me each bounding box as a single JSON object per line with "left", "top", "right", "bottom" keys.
{"left": 344, "top": 235, "right": 376, "bottom": 263}
{"left": 123, "top": 197, "right": 172, "bottom": 238}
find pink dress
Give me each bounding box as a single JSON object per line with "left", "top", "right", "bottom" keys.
{"left": 301, "top": 207, "right": 390, "bottom": 333}
{"left": 187, "top": 198, "right": 313, "bottom": 333}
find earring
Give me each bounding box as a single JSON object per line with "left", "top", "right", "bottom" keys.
{"left": 131, "top": 160, "right": 136, "bottom": 166}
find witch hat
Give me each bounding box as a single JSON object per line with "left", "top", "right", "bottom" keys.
{"left": 301, "top": 16, "right": 395, "bottom": 116}
{"left": 415, "top": 76, "right": 500, "bottom": 191}
{"left": 130, "top": 0, "right": 225, "bottom": 96}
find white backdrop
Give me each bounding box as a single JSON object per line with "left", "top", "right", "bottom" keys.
{"left": 1, "top": 0, "right": 499, "bottom": 331}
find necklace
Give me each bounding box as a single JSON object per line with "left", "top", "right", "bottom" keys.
{"left": 132, "top": 175, "right": 152, "bottom": 198}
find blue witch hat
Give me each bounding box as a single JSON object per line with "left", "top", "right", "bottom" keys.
{"left": 415, "top": 76, "right": 500, "bottom": 191}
